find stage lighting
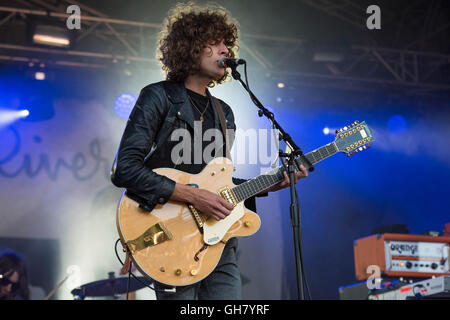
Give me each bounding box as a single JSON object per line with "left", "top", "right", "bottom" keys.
{"left": 19, "top": 109, "right": 30, "bottom": 118}
{"left": 277, "top": 82, "right": 285, "bottom": 88}
{"left": 32, "top": 25, "right": 71, "bottom": 48}
{"left": 114, "top": 93, "right": 137, "bottom": 120}
{"left": 323, "top": 127, "right": 330, "bottom": 135}
{"left": 35, "top": 72, "right": 46, "bottom": 80}
{"left": 0, "top": 109, "right": 30, "bottom": 126}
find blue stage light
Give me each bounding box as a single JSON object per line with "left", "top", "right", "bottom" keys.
{"left": 0, "top": 109, "right": 30, "bottom": 126}
{"left": 20, "top": 109, "right": 30, "bottom": 117}
{"left": 114, "top": 93, "right": 137, "bottom": 120}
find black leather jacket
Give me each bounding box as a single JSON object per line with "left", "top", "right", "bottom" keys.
{"left": 110, "top": 80, "right": 240, "bottom": 212}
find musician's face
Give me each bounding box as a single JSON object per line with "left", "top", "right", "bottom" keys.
{"left": 199, "top": 39, "right": 229, "bottom": 80}
{"left": 0, "top": 270, "right": 19, "bottom": 298}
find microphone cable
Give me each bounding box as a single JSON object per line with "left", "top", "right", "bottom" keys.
{"left": 294, "top": 188, "right": 312, "bottom": 300}
{"left": 114, "top": 238, "right": 176, "bottom": 298}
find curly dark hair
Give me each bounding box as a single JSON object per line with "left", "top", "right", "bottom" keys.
{"left": 157, "top": 2, "right": 240, "bottom": 87}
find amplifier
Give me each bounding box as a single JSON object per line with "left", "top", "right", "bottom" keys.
{"left": 354, "top": 233, "right": 450, "bottom": 281}
{"left": 368, "top": 276, "right": 450, "bottom": 300}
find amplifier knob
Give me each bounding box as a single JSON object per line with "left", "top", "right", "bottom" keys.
{"left": 431, "top": 263, "right": 438, "bottom": 270}
{"left": 406, "top": 261, "right": 413, "bottom": 269}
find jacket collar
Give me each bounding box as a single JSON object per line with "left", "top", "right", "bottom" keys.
{"left": 163, "top": 81, "right": 219, "bottom": 131}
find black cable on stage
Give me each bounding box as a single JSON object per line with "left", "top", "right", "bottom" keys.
{"left": 126, "top": 260, "right": 132, "bottom": 300}
{"left": 295, "top": 189, "right": 312, "bottom": 300}
{"left": 114, "top": 238, "right": 171, "bottom": 295}
{"left": 244, "top": 61, "right": 250, "bottom": 90}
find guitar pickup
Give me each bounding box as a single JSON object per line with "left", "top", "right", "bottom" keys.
{"left": 126, "top": 222, "right": 173, "bottom": 253}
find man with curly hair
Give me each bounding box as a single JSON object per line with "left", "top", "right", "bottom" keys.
{"left": 111, "top": 3, "right": 307, "bottom": 300}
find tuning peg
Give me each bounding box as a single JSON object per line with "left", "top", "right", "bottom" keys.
{"left": 335, "top": 129, "right": 339, "bottom": 135}
{"left": 367, "top": 143, "right": 370, "bottom": 148}
{"left": 355, "top": 120, "right": 359, "bottom": 125}
{"left": 363, "top": 145, "right": 367, "bottom": 149}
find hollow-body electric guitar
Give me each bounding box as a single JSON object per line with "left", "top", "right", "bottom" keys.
{"left": 116, "top": 121, "right": 373, "bottom": 287}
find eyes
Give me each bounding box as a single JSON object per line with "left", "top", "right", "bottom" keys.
{"left": 206, "top": 39, "right": 228, "bottom": 47}
{"left": 204, "top": 40, "right": 229, "bottom": 55}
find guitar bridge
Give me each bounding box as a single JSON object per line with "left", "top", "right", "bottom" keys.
{"left": 188, "top": 204, "right": 205, "bottom": 233}
{"left": 126, "top": 222, "right": 173, "bottom": 254}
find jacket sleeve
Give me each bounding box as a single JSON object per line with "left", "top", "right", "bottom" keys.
{"left": 110, "top": 85, "right": 176, "bottom": 211}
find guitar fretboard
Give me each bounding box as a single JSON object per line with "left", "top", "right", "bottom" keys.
{"left": 232, "top": 142, "right": 338, "bottom": 202}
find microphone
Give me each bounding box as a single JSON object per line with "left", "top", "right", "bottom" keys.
{"left": 218, "top": 57, "right": 246, "bottom": 68}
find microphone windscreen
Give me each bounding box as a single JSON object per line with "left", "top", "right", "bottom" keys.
{"left": 218, "top": 57, "right": 227, "bottom": 68}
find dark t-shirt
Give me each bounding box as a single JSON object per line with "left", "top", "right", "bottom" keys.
{"left": 172, "top": 89, "right": 226, "bottom": 174}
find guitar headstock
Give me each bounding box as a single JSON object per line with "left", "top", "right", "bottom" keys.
{"left": 334, "top": 121, "right": 374, "bottom": 156}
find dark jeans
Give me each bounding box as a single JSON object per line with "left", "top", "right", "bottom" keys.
{"left": 155, "top": 238, "right": 242, "bottom": 300}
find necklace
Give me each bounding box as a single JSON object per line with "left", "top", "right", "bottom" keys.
{"left": 188, "top": 96, "right": 210, "bottom": 122}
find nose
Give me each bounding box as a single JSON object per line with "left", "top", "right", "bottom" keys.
{"left": 220, "top": 41, "right": 229, "bottom": 56}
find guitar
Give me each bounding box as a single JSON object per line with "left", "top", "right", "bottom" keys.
{"left": 116, "top": 121, "right": 373, "bottom": 287}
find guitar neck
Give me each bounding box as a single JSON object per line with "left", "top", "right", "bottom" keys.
{"left": 232, "top": 142, "right": 338, "bottom": 202}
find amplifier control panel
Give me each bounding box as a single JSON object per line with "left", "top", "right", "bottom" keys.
{"left": 385, "top": 241, "right": 449, "bottom": 273}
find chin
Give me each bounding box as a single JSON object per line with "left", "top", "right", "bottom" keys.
{"left": 216, "top": 70, "right": 225, "bottom": 80}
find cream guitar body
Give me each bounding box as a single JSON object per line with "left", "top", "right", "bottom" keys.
{"left": 116, "top": 157, "right": 261, "bottom": 287}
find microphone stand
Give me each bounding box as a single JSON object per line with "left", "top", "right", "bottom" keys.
{"left": 229, "top": 65, "right": 313, "bottom": 300}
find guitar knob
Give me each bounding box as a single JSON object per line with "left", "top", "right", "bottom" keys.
{"left": 190, "top": 269, "right": 198, "bottom": 276}
{"left": 244, "top": 220, "right": 251, "bottom": 228}
{"left": 175, "top": 269, "right": 182, "bottom": 276}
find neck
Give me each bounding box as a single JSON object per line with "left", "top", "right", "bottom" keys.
{"left": 184, "top": 75, "right": 209, "bottom": 96}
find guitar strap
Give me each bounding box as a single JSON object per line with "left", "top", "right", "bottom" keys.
{"left": 212, "top": 97, "right": 232, "bottom": 160}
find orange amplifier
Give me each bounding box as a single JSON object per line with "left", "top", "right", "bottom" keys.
{"left": 354, "top": 233, "right": 450, "bottom": 281}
